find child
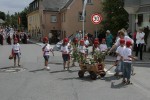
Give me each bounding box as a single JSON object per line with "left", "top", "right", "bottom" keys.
{"left": 61, "top": 38, "right": 70, "bottom": 70}
{"left": 71, "top": 38, "right": 79, "bottom": 66}
{"left": 84, "top": 36, "right": 90, "bottom": 56}
{"left": 122, "top": 40, "right": 137, "bottom": 84}
{"left": 92, "top": 38, "right": 99, "bottom": 53}
{"left": 93, "top": 40, "right": 100, "bottom": 61}
{"left": 96, "top": 57, "right": 105, "bottom": 72}
{"left": 114, "top": 39, "right": 125, "bottom": 76}
{"left": 42, "top": 37, "right": 54, "bottom": 70}
{"left": 78, "top": 39, "right": 86, "bottom": 63}
{"left": 99, "top": 38, "right": 108, "bottom": 52}
{"left": 12, "top": 38, "right": 21, "bottom": 67}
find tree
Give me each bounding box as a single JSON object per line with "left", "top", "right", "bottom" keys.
{"left": 102, "top": 0, "right": 129, "bottom": 36}
{"left": 20, "top": 7, "right": 29, "bottom": 29}
{"left": 0, "top": 11, "right": 5, "bottom": 20}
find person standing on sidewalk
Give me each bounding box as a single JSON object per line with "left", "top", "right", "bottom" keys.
{"left": 106, "top": 30, "right": 113, "bottom": 49}
{"left": 135, "top": 28, "right": 145, "bottom": 60}
{"left": 12, "top": 38, "right": 21, "bottom": 67}
{"left": 42, "top": 37, "right": 54, "bottom": 70}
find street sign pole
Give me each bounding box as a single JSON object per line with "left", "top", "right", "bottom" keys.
{"left": 82, "top": 0, "right": 87, "bottom": 39}
{"left": 91, "top": 13, "right": 103, "bottom": 38}
{"left": 96, "top": 25, "right": 97, "bottom": 38}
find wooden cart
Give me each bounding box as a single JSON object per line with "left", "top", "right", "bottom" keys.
{"left": 78, "top": 62, "right": 106, "bottom": 80}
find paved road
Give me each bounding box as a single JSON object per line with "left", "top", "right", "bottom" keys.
{"left": 0, "top": 43, "right": 150, "bottom": 100}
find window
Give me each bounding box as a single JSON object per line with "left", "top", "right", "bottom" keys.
{"left": 87, "top": 0, "right": 92, "bottom": 4}
{"left": 51, "top": 15, "right": 57, "bottom": 22}
{"left": 79, "top": 12, "right": 86, "bottom": 21}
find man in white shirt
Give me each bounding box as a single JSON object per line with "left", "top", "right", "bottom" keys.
{"left": 135, "top": 28, "right": 145, "bottom": 60}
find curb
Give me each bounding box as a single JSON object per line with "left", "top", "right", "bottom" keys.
{"left": 105, "top": 59, "right": 150, "bottom": 64}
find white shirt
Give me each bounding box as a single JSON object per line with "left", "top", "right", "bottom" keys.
{"left": 99, "top": 44, "right": 107, "bottom": 52}
{"left": 115, "top": 36, "right": 134, "bottom": 47}
{"left": 12, "top": 43, "right": 20, "bottom": 53}
{"left": 94, "top": 47, "right": 100, "bottom": 52}
{"left": 116, "top": 46, "right": 125, "bottom": 60}
{"left": 84, "top": 40, "right": 89, "bottom": 46}
{"left": 122, "top": 47, "right": 132, "bottom": 63}
{"left": 78, "top": 45, "right": 86, "bottom": 54}
{"left": 136, "top": 32, "right": 145, "bottom": 44}
{"left": 43, "top": 44, "right": 53, "bottom": 55}
{"left": 61, "top": 45, "right": 69, "bottom": 54}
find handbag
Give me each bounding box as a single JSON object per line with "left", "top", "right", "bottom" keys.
{"left": 9, "top": 55, "right": 13, "bottom": 60}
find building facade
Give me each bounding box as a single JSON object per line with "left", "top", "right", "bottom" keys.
{"left": 124, "top": 0, "right": 150, "bottom": 51}
{"left": 124, "top": 0, "right": 150, "bottom": 31}
{"left": 27, "top": 0, "right": 103, "bottom": 41}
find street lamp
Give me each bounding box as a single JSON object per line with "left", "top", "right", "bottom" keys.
{"left": 82, "top": 0, "right": 87, "bottom": 39}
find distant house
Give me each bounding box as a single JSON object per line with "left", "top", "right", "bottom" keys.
{"left": 27, "top": 0, "right": 103, "bottom": 41}
{"left": 124, "top": 0, "right": 150, "bottom": 51}
{"left": 124, "top": 0, "right": 150, "bottom": 32}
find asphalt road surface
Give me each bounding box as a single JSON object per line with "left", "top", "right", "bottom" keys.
{"left": 0, "top": 43, "right": 150, "bottom": 100}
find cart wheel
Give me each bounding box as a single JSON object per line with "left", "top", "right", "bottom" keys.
{"left": 90, "top": 71, "right": 97, "bottom": 80}
{"left": 100, "top": 71, "right": 106, "bottom": 77}
{"left": 78, "top": 70, "right": 84, "bottom": 78}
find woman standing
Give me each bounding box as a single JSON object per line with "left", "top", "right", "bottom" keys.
{"left": 12, "top": 38, "right": 21, "bottom": 67}
{"left": 135, "top": 28, "right": 145, "bottom": 60}
{"left": 106, "top": 30, "right": 113, "bottom": 49}
{"left": 42, "top": 37, "right": 54, "bottom": 70}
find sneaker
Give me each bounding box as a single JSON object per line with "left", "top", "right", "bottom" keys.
{"left": 65, "top": 68, "right": 68, "bottom": 71}
{"left": 18, "top": 64, "right": 21, "bottom": 67}
{"left": 46, "top": 66, "right": 50, "bottom": 70}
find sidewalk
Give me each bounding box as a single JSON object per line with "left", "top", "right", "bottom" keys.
{"left": 28, "top": 39, "right": 150, "bottom": 64}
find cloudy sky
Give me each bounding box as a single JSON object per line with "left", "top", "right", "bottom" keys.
{"left": 0, "top": 0, "right": 33, "bottom": 15}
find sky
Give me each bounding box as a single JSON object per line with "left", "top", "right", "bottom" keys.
{"left": 0, "top": 0, "right": 33, "bottom": 15}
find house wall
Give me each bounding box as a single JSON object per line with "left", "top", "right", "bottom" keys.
{"left": 124, "top": 0, "right": 150, "bottom": 51}
{"left": 61, "top": 0, "right": 103, "bottom": 38}
{"left": 27, "top": 10, "right": 40, "bottom": 38}
{"left": 42, "top": 11, "right": 61, "bottom": 36}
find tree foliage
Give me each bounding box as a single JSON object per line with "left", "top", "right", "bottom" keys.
{"left": 102, "top": 0, "right": 129, "bottom": 35}
{"left": 2, "top": 7, "right": 29, "bottom": 30}
{"left": 0, "top": 11, "right": 6, "bottom": 20}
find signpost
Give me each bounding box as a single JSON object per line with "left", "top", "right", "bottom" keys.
{"left": 91, "top": 13, "right": 103, "bottom": 38}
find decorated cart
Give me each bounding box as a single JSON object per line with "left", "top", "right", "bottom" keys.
{"left": 78, "top": 51, "right": 108, "bottom": 80}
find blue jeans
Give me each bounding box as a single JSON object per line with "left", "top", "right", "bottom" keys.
{"left": 115, "top": 60, "right": 123, "bottom": 73}
{"left": 123, "top": 62, "right": 131, "bottom": 80}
